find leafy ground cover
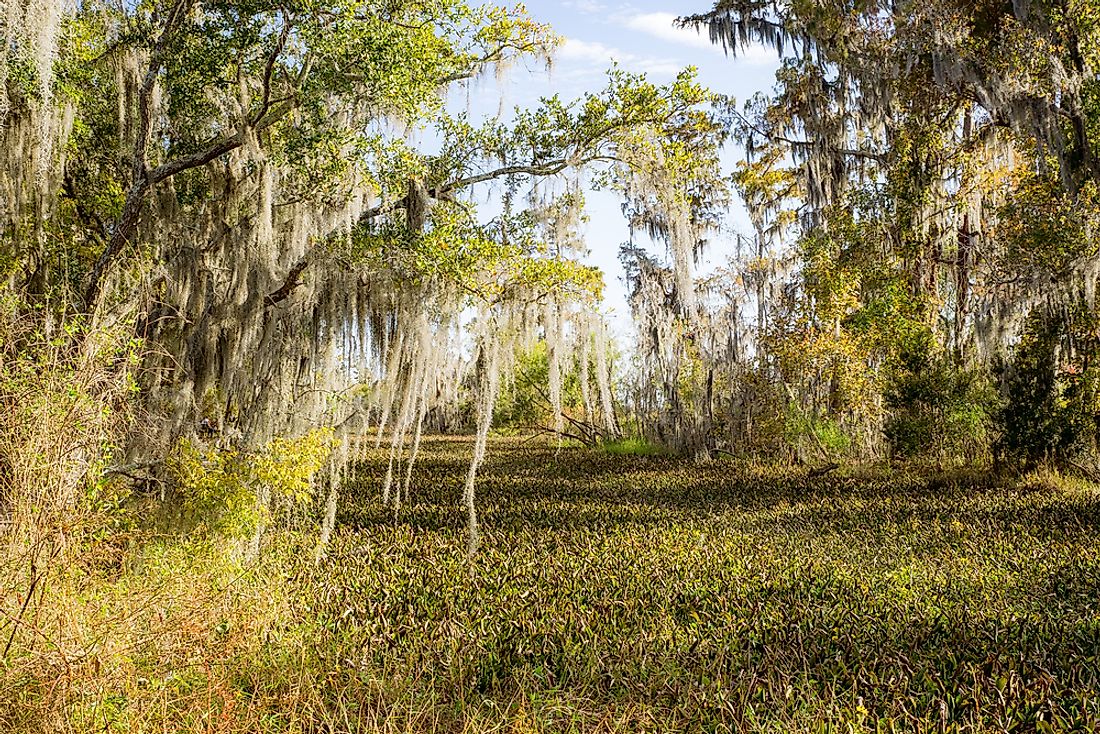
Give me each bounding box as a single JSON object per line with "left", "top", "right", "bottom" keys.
{"left": 307, "top": 438, "right": 1100, "bottom": 732}
{"left": 6, "top": 437, "right": 1100, "bottom": 732}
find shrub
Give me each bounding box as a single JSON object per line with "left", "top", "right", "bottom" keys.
{"left": 884, "top": 349, "right": 1000, "bottom": 463}
{"left": 996, "top": 304, "right": 1100, "bottom": 466}
{"left": 165, "top": 428, "right": 337, "bottom": 538}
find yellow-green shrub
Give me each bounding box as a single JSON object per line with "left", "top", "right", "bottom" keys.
{"left": 166, "top": 428, "right": 336, "bottom": 537}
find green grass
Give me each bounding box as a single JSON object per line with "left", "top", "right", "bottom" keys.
{"left": 599, "top": 436, "right": 666, "bottom": 456}
{"left": 298, "top": 438, "right": 1100, "bottom": 732}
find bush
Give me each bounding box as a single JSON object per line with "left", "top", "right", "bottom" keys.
{"left": 884, "top": 348, "right": 1000, "bottom": 463}
{"left": 165, "top": 428, "right": 337, "bottom": 538}
{"left": 996, "top": 304, "right": 1100, "bottom": 466}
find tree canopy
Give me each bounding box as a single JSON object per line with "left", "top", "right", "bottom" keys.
{"left": 4, "top": 0, "right": 1100, "bottom": 554}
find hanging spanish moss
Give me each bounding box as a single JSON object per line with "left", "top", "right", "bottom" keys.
{"left": 615, "top": 126, "right": 727, "bottom": 455}
{"left": 592, "top": 316, "right": 619, "bottom": 437}
{"left": 578, "top": 321, "right": 594, "bottom": 425}
{"left": 462, "top": 322, "right": 501, "bottom": 557}
{"left": 544, "top": 297, "right": 564, "bottom": 445}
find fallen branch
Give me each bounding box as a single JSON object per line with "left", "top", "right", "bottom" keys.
{"left": 534, "top": 424, "right": 595, "bottom": 447}
{"left": 808, "top": 462, "right": 840, "bottom": 479}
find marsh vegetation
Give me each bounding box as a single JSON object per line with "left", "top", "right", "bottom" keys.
{"left": 5, "top": 438, "right": 1100, "bottom": 731}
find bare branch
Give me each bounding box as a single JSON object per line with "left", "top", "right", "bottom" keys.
{"left": 264, "top": 255, "right": 311, "bottom": 308}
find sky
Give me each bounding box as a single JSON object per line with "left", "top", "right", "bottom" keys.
{"left": 449, "top": 1, "right": 781, "bottom": 339}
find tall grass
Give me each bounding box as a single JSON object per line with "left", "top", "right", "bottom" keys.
{"left": 599, "top": 436, "right": 665, "bottom": 456}
{"left": 0, "top": 298, "right": 144, "bottom": 730}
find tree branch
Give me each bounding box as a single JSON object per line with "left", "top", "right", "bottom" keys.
{"left": 435, "top": 154, "right": 619, "bottom": 196}
{"left": 253, "top": 19, "right": 292, "bottom": 127}
{"left": 439, "top": 40, "right": 549, "bottom": 84}
{"left": 264, "top": 255, "right": 311, "bottom": 308}
{"left": 83, "top": 0, "right": 193, "bottom": 309}
{"left": 84, "top": 92, "right": 295, "bottom": 308}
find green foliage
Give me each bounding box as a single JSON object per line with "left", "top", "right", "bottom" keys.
{"left": 681, "top": 0, "right": 1100, "bottom": 469}
{"left": 885, "top": 347, "right": 1001, "bottom": 462}
{"left": 995, "top": 173, "right": 1100, "bottom": 278}
{"left": 600, "top": 436, "right": 665, "bottom": 456}
{"left": 347, "top": 65, "right": 726, "bottom": 307}
{"left": 493, "top": 341, "right": 552, "bottom": 429}
{"left": 997, "top": 305, "right": 1100, "bottom": 466}
{"left": 493, "top": 340, "right": 602, "bottom": 433}
{"left": 353, "top": 201, "right": 604, "bottom": 305}
{"left": 166, "top": 429, "right": 336, "bottom": 537}
{"left": 762, "top": 196, "right": 935, "bottom": 462}
{"left": 19, "top": 0, "right": 560, "bottom": 299}
{"left": 783, "top": 403, "right": 851, "bottom": 459}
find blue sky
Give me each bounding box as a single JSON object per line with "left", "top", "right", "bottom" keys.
{"left": 453, "top": 1, "right": 781, "bottom": 337}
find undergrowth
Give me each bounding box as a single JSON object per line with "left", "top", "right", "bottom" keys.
{"left": 599, "top": 436, "right": 665, "bottom": 456}
{"left": 3, "top": 438, "right": 1100, "bottom": 732}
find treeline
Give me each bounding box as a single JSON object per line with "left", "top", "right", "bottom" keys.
{"left": 604, "top": 0, "right": 1100, "bottom": 467}
{"left": 2, "top": 0, "right": 1100, "bottom": 554}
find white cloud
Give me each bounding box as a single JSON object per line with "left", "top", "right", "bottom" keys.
{"left": 624, "top": 12, "right": 717, "bottom": 51}
{"left": 556, "top": 37, "right": 682, "bottom": 77}
{"left": 556, "top": 38, "right": 619, "bottom": 64}
{"left": 562, "top": 0, "right": 607, "bottom": 14}
{"left": 622, "top": 11, "right": 775, "bottom": 65}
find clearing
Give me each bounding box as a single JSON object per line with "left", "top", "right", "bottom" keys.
{"left": 300, "top": 438, "right": 1100, "bottom": 731}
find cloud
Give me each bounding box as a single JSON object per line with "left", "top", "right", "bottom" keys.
{"left": 556, "top": 38, "right": 618, "bottom": 64}
{"left": 622, "top": 12, "right": 775, "bottom": 65}
{"left": 556, "top": 37, "right": 683, "bottom": 77}
{"left": 562, "top": 0, "right": 607, "bottom": 14}
{"left": 624, "top": 12, "right": 717, "bottom": 51}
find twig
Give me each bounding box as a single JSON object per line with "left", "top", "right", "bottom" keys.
{"left": 2, "top": 561, "right": 43, "bottom": 659}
